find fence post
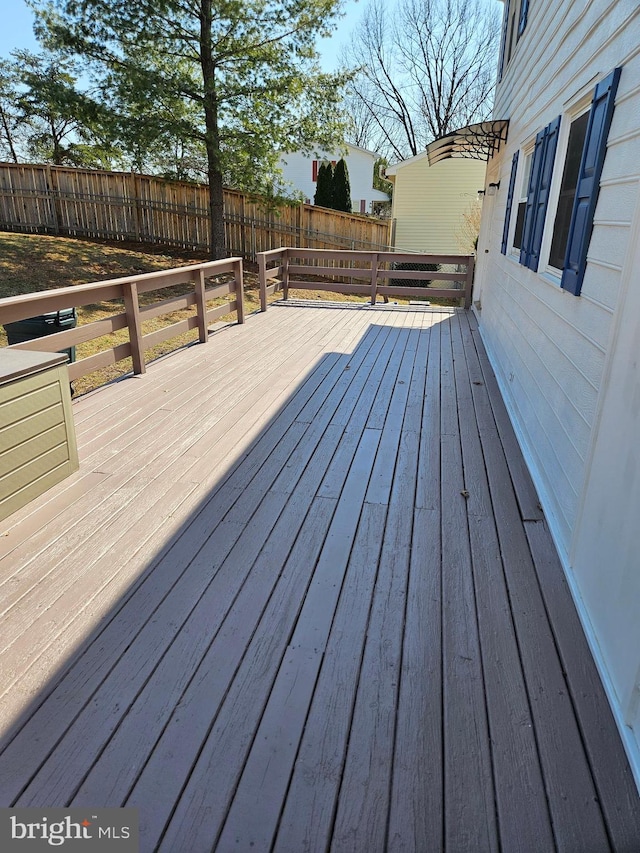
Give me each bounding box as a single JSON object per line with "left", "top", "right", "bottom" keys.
{"left": 241, "top": 195, "right": 247, "bottom": 259}
{"left": 123, "top": 282, "right": 146, "bottom": 374}
{"left": 370, "top": 252, "right": 378, "bottom": 305}
{"left": 464, "top": 254, "right": 475, "bottom": 309}
{"left": 194, "top": 268, "right": 208, "bottom": 343}
{"left": 132, "top": 172, "right": 142, "bottom": 243}
{"left": 235, "top": 258, "right": 245, "bottom": 324}
{"left": 250, "top": 221, "right": 257, "bottom": 262}
{"left": 296, "top": 205, "right": 303, "bottom": 248}
{"left": 45, "top": 165, "right": 61, "bottom": 235}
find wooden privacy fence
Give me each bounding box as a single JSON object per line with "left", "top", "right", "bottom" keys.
{"left": 258, "top": 248, "right": 475, "bottom": 310}
{"left": 0, "top": 163, "right": 391, "bottom": 257}
{"left": 0, "top": 259, "right": 244, "bottom": 382}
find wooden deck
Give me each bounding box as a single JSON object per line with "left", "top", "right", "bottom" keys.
{"left": 1, "top": 302, "right": 639, "bottom": 852}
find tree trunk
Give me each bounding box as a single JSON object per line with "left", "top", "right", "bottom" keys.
{"left": 0, "top": 106, "right": 18, "bottom": 163}
{"left": 50, "top": 116, "right": 63, "bottom": 166}
{"left": 200, "top": 0, "right": 225, "bottom": 260}
{"left": 207, "top": 158, "right": 225, "bottom": 260}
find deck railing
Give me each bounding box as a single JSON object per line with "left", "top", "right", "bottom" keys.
{"left": 257, "top": 248, "right": 475, "bottom": 311}
{"left": 0, "top": 258, "right": 244, "bottom": 382}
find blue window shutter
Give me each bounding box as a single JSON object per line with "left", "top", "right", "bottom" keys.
{"left": 519, "top": 127, "right": 545, "bottom": 267}
{"left": 561, "top": 67, "right": 622, "bottom": 296}
{"left": 527, "top": 115, "right": 560, "bottom": 271}
{"left": 518, "top": 0, "right": 529, "bottom": 37}
{"left": 520, "top": 116, "right": 561, "bottom": 271}
{"left": 501, "top": 151, "right": 519, "bottom": 254}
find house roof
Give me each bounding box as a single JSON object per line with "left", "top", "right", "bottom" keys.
{"left": 280, "top": 143, "right": 382, "bottom": 162}
{"left": 369, "top": 189, "right": 392, "bottom": 201}
{"left": 385, "top": 150, "right": 430, "bottom": 175}
{"left": 342, "top": 142, "right": 381, "bottom": 159}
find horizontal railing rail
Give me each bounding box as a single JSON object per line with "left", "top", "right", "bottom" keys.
{"left": 257, "top": 248, "right": 475, "bottom": 311}
{"left": 0, "top": 258, "right": 244, "bottom": 382}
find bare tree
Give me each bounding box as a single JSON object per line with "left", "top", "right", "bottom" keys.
{"left": 345, "top": 0, "right": 501, "bottom": 161}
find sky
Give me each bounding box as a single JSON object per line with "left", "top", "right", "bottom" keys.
{"left": 0, "top": 0, "right": 40, "bottom": 57}
{"left": 0, "top": 0, "right": 373, "bottom": 69}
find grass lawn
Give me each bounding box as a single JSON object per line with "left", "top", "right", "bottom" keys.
{"left": 0, "top": 232, "right": 383, "bottom": 396}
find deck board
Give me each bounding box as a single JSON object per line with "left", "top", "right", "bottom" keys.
{"left": 273, "top": 501, "right": 388, "bottom": 853}
{"left": 440, "top": 316, "right": 498, "bottom": 853}
{"left": 1, "top": 302, "right": 639, "bottom": 852}
{"left": 452, "top": 315, "right": 554, "bottom": 851}
{"left": 465, "top": 348, "right": 610, "bottom": 850}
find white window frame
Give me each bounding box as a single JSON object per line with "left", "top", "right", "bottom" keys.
{"left": 540, "top": 89, "right": 595, "bottom": 282}
{"left": 509, "top": 145, "right": 534, "bottom": 259}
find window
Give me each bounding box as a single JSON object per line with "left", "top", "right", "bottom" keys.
{"left": 499, "top": 1, "right": 529, "bottom": 78}
{"left": 513, "top": 152, "right": 532, "bottom": 251}
{"left": 314, "top": 158, "right": 337, "bottom": 181}
{"left": 499, "top": 66, "right": 621, "bottom": 295}
{"left": 518, "top": 0, "right": 529, "bottom": 39}
{"left": 548, "top": 111, "right": 589, "bottom": 270}
{"left": 498, "top": 0, "right": 511, "bottom": 79}
{"left": 506, "top": 5, "right": 517, "bottom": 65}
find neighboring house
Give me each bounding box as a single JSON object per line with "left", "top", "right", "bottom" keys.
{"left": 467, "top": 0, "right": 640, "bottom": 787}
{"left": 278, "top": 143, "right": 389, "bottom": 214}
{"left": 385, "top": 154, "right": 486, "bottom": 253}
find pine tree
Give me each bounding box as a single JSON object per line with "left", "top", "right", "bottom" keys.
{"left": 314, "top": 161, "right": 334, "bottom": 207}
{"left": 332, "top": 158, "right": 352, "bottom": 212}
{"left": 35, "top": 0, "right": 348, "bottom": 258}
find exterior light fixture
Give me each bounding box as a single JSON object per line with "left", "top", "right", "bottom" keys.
{"left": 487, "top": 181, "right": 501, "bottom": 196}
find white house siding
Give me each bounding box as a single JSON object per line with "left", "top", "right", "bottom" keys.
{"left": 278, "top": 145, "right": 389, "bottom": 213}
{"left": 387, "top": 156, "right": 485, "bottom": 253}
{"left": 476, "top": 0, "right": 640, "bottom": 553}
{"left": 475, "top": 0, "right": 640, "bottom": 781}
{"left": 571, "top": 204, "right": 640, "bottom": 775}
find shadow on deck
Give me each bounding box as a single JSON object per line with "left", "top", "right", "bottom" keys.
{"left": 0, "top": 303, "right": 638, "bottom": 852}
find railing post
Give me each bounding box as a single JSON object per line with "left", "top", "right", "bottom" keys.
{"left": 123, "top": 281, "right": 146, "bottom": 374}
{"left": 464, "top": 254, "right": 475, "bottom": 309}
{"left": 258, "top": 252, "right": 268, "bottom": 312}
{"left": 282, "top": 250, "right": 290, "bottom": 301}
{"left": 370, "top": 252, "right": 378, "bottom": 304}
{"left": 235, "top": 258, "right": 245, "bottom": 324}
{"left": 194, "top": 268, "right": 208, "bottom": 343}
